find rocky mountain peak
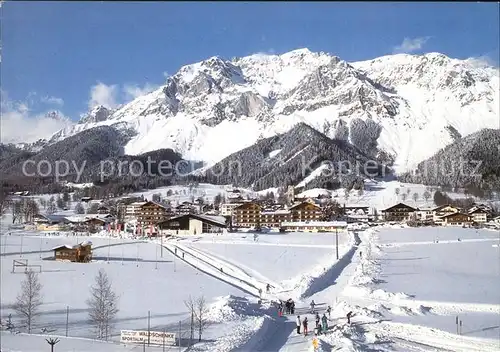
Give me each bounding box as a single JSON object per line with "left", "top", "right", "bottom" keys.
{"left": 79, "top": 105, "right": 113, "bottom": 124}
{"left": 40, "top": 48, "right": 498, "bottom": 175}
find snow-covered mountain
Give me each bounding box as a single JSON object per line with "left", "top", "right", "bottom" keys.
{"left": 45, "top": 48, "right": 500, "bottom": 173}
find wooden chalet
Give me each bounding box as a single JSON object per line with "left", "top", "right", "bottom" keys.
{"left": 440, "top": 213, "right": 472, "bottom": 227}
{"left": 232, "top": 202, "right": 262, "bottom": 228}
{"left": 468, "top": 208, "right": 489, "bottom": 224}
{"left": 432, "top": 204, "right": 461, "bottom": 224}
{"left": 97, "top": 204, "right": 110, "bottom": 214}
{"left": 53, "top": 241, "right": 92, "bottom": 262}
{"left": 289, "top": 201, "right": 323, "bottom": 222}
{"left": 381, "top": 203, "right": 417, "bottom": 222}
{"left": 175, "top": 202, "right": 197, "bottom": 215}
{"left": 33, "top": 214, "right": 69, "bottom": 230}
{"left": 136, "top": 201, "right": 172, "bottom": 227}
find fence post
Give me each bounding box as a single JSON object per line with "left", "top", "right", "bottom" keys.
{"left": 65, "top": 306, "right": 69, "bottom": 337}
{"left": 163, "top": 327, "right": 166, "bottom": 352}
{"left": 147, "top": 310, "right": 151, "bottom": 345}
{"left": 190, "top": 310, "right": 194, "bottom": 346}
{"left": 178, "top": 320, "right": 182, "bottom": 351}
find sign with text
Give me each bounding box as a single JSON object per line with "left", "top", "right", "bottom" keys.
{"left": 120, "top": 330, "right": 176, "bottom": 345}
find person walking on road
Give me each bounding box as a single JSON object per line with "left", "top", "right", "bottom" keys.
{"left": 321, "top": 313, "right": 328, "bottom": 333}
{"left": 310, "top": 300, "right": 316, "bottom": 313}
{"left": 346, "top": 311, "right": 353, "bottom": 324}
{"left": 296, "top": 315, "right": 301, "bottom": 334}
{"left": 303, "top": 317, "right": 309, "bottom": 336}
{"left": 315, "top": 313, "right": 320, "bottom": 328}
{"left": 326, "top": 305, "right": 332, "bottom": 318}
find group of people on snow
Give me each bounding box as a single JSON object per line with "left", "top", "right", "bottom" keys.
{"left": 277, "top": 298, "right": 295, "bottom": 316}
{"left": 294, "top": 302, "right": 353, "bottom": 337}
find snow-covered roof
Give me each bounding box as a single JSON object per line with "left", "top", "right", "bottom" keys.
{"left": 52, "top": 245, "right": 74, "bottom": 250}
{"left": 36, "top": 214, "right": 68, "bottom": 223}
{"left": 195, "top": 214, "right": 226, "bottom": 226}
{"left": 65, "top": 214, "right": 114, "bottom": 223}
{"left": 281, "top": 221, "right": 348, "bottom": 227}
{"left": 80, "top": 240, "right": 92, "bottom": 247}
{"left": 52, "top": 241, "right": 92, "bottom": 251}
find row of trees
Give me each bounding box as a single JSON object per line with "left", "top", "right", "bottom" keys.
{"left": 10, "top": 199, "right": 40, "bottom": 224}
{"left": 12, "top": 269, "right": 119, "bottom": 339}
{"left": 11, "top": 268, "right": 211, "bottom": 343}
{"left": 394, "top": 187, "right": 432, "bottom": 203}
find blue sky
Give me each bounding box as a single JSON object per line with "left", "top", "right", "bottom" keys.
{"left": 1, "top": 1, "right": 499, "bottom": 141}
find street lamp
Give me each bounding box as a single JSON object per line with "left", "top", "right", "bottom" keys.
{"left": 46, "top": 337, "right": 60, "bottom": 352}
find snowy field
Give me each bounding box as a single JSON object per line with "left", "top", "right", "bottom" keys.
{"left": 172, "top": 232, "right": 352, "bottom": 299}
{"left": 0, "top": 235, "right": 249, "bottom": 340}
{"left": 0, "top": 225, "right": 355, "bottom": 352}
{"left": 1, "top": 208, "right": 500, "bottom": 351}
{"left": 336, "top": 227, "right": 500, "bottom": 351}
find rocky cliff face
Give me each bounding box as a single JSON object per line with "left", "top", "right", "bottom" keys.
{"left": 30, "top": 48, "right": 500, "bottom": 174}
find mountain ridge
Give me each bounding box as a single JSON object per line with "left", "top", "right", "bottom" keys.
{"left": 13, "top": 48, "right": 500, "bottom": 174}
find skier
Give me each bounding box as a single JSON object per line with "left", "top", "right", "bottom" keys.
{"left": 296, "top": 315, "right": 301, "bottom": 334}
{"left": 266, "top": 283, "right": 271, "bottom": 293}
{"left": 315, "top": 312, "right": 320, "bottom": 328}
{"left": 258, "top": 288, "right": 262, "bottom": 297}
{"left": 321, "top": 313, "right": 328, "bottom": 333}
{"left": 359, "top": 251, "right": 362, "bottom": 258}
{"left": 346, "top": 311, "right": 353, "bottom": 324}
{"left": 291, "top": 300, "right": 295, "bottom": 314}
{"left": 278, "top": 301, "right": 284, "bottom": 317}
{"left": 303, "top": 317, "right": 309, "bottom": 336}
{"left": 310, "top": 299, "right": 316, "bottom": 313}
{"left": 326, "top": 305, "right": 332, "bottom": 318}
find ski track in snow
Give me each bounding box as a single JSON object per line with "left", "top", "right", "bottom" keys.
{"left": 183, "top": 244, "right": 284, "bottom": 293}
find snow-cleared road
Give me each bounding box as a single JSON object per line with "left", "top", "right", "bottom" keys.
{"left": 236, "top": 231, "right": 362, "bottom": 352}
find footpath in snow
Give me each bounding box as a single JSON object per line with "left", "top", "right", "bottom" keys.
{"left": 235, "top": 231, "right": 362, "bottom": 352}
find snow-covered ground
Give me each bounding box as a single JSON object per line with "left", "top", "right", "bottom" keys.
{"left": 335, "top": 227, "right": 500, "bottom": 351}
{"left": 2, "top": 214, "right": 499, "bottom": 351}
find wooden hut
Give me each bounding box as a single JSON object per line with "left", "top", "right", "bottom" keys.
{"left": 53, "top": 241, "right": 92, "bottom": 262}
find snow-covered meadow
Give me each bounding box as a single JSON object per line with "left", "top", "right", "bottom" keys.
{"left": 0, "top": 225, "right": 352, "bottom": 351}
{"left": 335, "top": 226, "right": 500, "bottom": 350}
{"left": 1, "top": 201, "right": 499, "bottom": 351}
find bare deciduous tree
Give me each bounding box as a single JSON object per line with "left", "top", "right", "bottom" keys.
{"left": 56, "top": 195, "right": 65, "bottom": 209}
{"left": 0, "top": 191, "right": 10, "bottom": 216}
{"left": 46, "top": 196, "right": 57, "bottom": 215}
{"left": 21, "top": 199, "right": 39, "bottom": 223}
{"left": 11, "top": 201, "right": 23, "bottom": 224}
{"left": 423, "top": 190, "right": 431, "bottom": 203}
{"left": 14, "top": 269, "right": 43, "bottom": 333}
{"left": 74, "top": 202, "right": 85, "bottom": 214}
{"left": 86, "top": 269, "right": 119, "bottom": 340}
{"left": 395, "top": 188, "right": 400, "bottom": 198}
{"left": 87, "top": 203, "right": 99, "bottom": 214}
{"left": 184, "top": 295, "right": 210, "bottom": 342}
{"left": 412, "top": 192, "right": 419, "bottom": 204}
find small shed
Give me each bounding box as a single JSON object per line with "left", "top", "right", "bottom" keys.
{"left": 53, "top": 241, "right": 92, "bottom": 262}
